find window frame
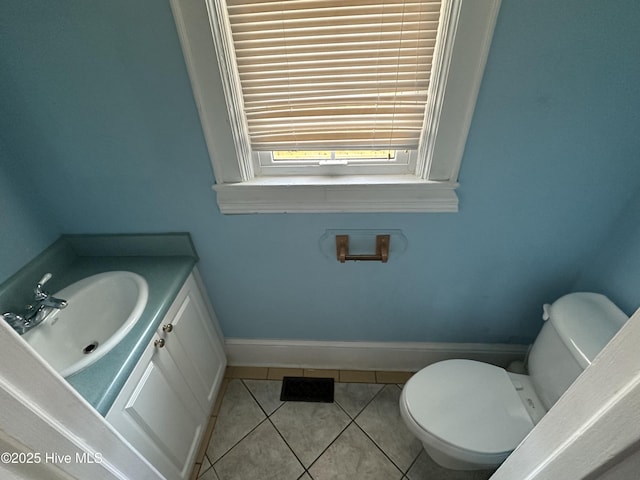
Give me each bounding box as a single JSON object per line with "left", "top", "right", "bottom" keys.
{"left": 170, "top": 0, "right": 501, "bottom": 214}
{"left": 255, "top": 149, "right": 417, "bottom": 177}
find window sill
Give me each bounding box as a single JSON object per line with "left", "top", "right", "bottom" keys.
{"left": 212, "top": 175, "right": 459, "bottom": 214}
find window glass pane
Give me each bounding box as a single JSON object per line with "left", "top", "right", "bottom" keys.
{"left": 272, "top": 151, "right": 332, "bottom": 161}
{"left": 334, "top": 150, "right": 395, "bottom": 160}
{"left": 273, "top": 150, "right": 396, "bottom": 162}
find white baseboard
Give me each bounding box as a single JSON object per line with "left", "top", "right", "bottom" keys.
{"left": 224, "top": 339, "right": 529, "bottom": 371}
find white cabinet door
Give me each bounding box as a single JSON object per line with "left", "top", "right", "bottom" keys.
{"left": 159, "top": 274, "right": 226, "bottom": 413}
{"left": 107, "top": 271, "right": 226, "bottom": 480}
{"left": 106, "top": 334, "right": 204, "bottom": 480}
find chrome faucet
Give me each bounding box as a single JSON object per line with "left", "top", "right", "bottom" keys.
{"left": 2, "top": 273, "right": 67, "bottom": 335}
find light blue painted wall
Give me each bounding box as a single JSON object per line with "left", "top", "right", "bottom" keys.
{"left": 1, "top": 0, "right": 639, "bottom": 344}
{"left": 0, "top": 140, "right": 60, "bottom": 283}
{"left": 573, "top": 189, "right": 640, "bottom": 316}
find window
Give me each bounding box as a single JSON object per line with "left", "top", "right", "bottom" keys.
{"left": 170, "top": 0, "right": 501, "bottom": 213}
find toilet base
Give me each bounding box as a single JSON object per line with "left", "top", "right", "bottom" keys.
{"left": 422, "top": 442, "right": 505, "bottom": 471}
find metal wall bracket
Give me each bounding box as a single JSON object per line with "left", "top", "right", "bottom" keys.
{"left": 336, "top": 234, "right": 390, "bottom": 263}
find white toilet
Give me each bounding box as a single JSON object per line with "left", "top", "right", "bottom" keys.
{"left": 400, "top": 292, "right": 628, "bottom": 470}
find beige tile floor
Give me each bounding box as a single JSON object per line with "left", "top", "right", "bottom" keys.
{"left": 191, "top": 367, "right": 494, "bottom": 480}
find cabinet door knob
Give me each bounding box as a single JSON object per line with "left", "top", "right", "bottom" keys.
{"left": 154, "top": 338, "right": 166, "bottom": 348}
{"left": 162, "top": 323, "right": 174, "bottom": 333}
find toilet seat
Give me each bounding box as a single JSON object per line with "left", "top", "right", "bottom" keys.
{"left": 403, "top": 359, "right": 534, "bottom": 457}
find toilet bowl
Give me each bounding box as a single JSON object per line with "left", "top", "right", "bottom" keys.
{"left": 400, "top": 359, "right": 543, "bottom": 470}
{"left": 400, "top": 293, "right": 628, "bottom": 470}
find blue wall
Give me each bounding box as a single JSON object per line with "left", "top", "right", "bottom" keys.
{"left": 1, "top": 0, "right": 639, "bottom": 343}
{"left": 573, "top": 189, "right": 640, "bottom": 316}
{"left": 0, "top": 140, "right": 60, "bottom": 282}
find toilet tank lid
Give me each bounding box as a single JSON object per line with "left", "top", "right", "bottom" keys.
{"left": 548, "top": 292, "right": 628, "bottom": 369}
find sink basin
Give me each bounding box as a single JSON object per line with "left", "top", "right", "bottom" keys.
{"left": 22, "top": 271, "right": 149, "bottom": 377}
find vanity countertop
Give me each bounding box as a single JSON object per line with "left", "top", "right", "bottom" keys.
{"left": 62, "top": 255, "right": 197, "bottom": 415}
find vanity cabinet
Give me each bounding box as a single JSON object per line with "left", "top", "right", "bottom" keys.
{"left": 106, "top": 272, "right": 226, "bottom": 480}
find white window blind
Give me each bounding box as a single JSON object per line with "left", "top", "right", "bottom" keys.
{"left": 226, "top": 0, "right": 442, "bottom": 151}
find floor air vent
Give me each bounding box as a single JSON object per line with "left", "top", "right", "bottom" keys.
{"left": 280, "top": 377, "right": 334, "bottom": 403}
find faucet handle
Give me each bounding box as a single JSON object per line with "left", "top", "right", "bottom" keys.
{"left": 2, "top": 312, "right": 29, "bottom": 334}
{"left": 34, "top": 273, "right": 53, "bottom": 300}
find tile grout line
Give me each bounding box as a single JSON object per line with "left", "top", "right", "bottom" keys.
{"left": 257, "top": 377, "right": 346, "bottom": 479}
{"left": 265, "top": 415, "right": 308, "bottom": 476}
{"left": 351, "top": 384, "right": 418, "bottom": 476}
{"left": 240, "top": 378, "right": 286, "bottom": 418}
{"left": 208, "top": 380, "right": 272, "bottom": 471}
{"left": 215, "top": 370, "right": 418, "bottom": 479}
{"left": 258, "top": 374, "right": 389, "bottom": 469}
{"left": 240, "top": 377, "right": 369, "bottom": 478}
{"left": 238, "top": 377, "right": 310, "bottom": 475}
{"left": 403, "top": 450, "right": 421, "bottom": 480}
{"left": 303, "top": 418, "right": 355, "bottom": 475}
{"left": 210, "top": 416, "right": 272, "bottom": 474}
{"left": 349, "top": 383, "right": 386, "bottom": 423}
{"left": 351, "top": 419, "right": 411, "bottom": 477}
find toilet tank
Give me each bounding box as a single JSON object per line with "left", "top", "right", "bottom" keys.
{"left": 528, "top": 292, "right": 628, "bottom": 410}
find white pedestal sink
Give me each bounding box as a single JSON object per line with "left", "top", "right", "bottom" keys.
{"left": 22, "top": 271, "right": 149, "bottom": 377}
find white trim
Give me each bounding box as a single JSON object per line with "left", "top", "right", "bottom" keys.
{"left": 417, "top": 0, "right": 460, "bottom": 179}
{"left": 213, "top": 178, "right": 459, "bottom": 214}
{"left": 0, "top": 377, "right": 127, "bottom": 480}
{"left": 491, "top": 308, "right": 640, "bottom": 480}
{"left": 204, "top": 0, "right": 253, "bottom": 181}
{"left": 224, "top": 339, "right": 528, "bottom": 371}
{"left": 169, "top": 0, "right": 501, "bottom": 213}
{"left": 420, "top": 0, "right": 502, "bottom": 181}
{"left": 0, "top": 428, "right": 74, "bottom": 480}
{"left": 169, "top": 0, "right": 244, "bottom": 183}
